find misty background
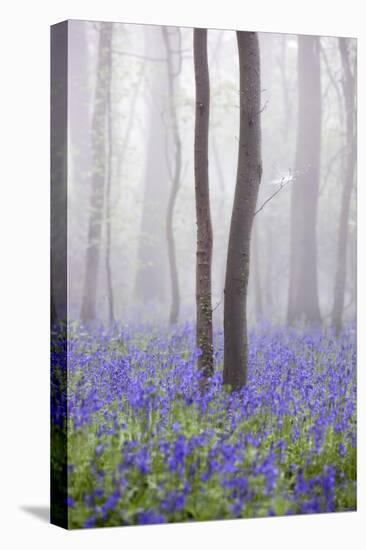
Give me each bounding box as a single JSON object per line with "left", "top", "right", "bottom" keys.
{"left": 65, "top": 20, "right": 356, "bottom": 328}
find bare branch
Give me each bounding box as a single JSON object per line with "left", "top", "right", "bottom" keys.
{"left": 257, "top": 99, "right": 269, "bottom": 115}
{"left": 212, "top": 294, "right": 223, "bottom": 313}
{"left": 254, "top": 173, "right": 292, "bottom": 216}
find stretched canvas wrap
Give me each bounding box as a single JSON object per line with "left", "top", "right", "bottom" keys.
{"left": 51, "top": 19, "right": 357, "bottom": 529}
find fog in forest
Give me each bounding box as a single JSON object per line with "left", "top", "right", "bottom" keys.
{"left": 61, "top": 20, "right": 356, "bottom": 329}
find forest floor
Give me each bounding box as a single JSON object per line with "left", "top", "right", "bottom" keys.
{"left": 51, "top": 322, "right": 356, "bottom": 529}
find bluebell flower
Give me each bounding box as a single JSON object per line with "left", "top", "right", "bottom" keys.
{"left": 66, "top": 496, "right": 75, "bottom": 508}
{"left": 84, "top": 516, "right": 96, "bottom": 528}
{"left": 137, "top": 510, "right": 166, "bottom": 525}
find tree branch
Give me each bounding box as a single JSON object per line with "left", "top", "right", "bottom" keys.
{"left": 212, "top": 293, "right": 224, "bottom": 313}
{"left": 254, "top": 173, "right": 292, "bottom": 216}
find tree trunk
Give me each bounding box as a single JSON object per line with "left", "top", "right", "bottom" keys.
{"left": 287, "top": 35, "right": 322, "bottom": 325}
{"left": 331, "top": 38, "right": 356, "bottom": 334}
{"left": 223, "top": 31, "right": 262, "bottom": 390}
{"left": 163, "top": 27, "right": 182, "bottom": 326}
{"left": 80, "top": 22, "right": 112, "bottom": 325}
{"left": 105, "top": 28, "right": 116, "bottom": 326}
{"left": 112, "top": 61, "right": 145, "bottom": 315}
{"left": 134, "top": 26, "right": 169, "bottom": 306}
{"left": 279, "top": 34, "right": 292, "bottom": 141}
{"left": 68, "top": 21, "right": 92, "bottom": 321}
{"left": 194, "top": 28, "right": 214, "bottom": 383}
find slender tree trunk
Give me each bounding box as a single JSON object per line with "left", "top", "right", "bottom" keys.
{"left": 163, "top": 27, "right": 182, "bottom": 326}
{"left": 105, "top": 29, "right": 116, "bottom": 325}
{"left": 112, "top": 62, "right": 145, "bottom": 315}
{"left": 194, "top": 28, "right": 214, "bottom": 383}
{"left": 279, "top": 34, "right": 293, "bottom": 140}
{"left": 332, "top": 38, "right": 356, "bottom": 334}
{"left": 80, "top": 22, "right": 112, "bottom": 325}
{"left": 115, "top": 63, "right": 145, "bottom": 191}
{"left": 223, "top": 31, "right": 262, "bottom": 390}
{"left": 68, "top": 21, "right": 92, "bottom": 320}
{"left": 321, "top": 42, "right": 345, "bottom": 141}
{"left": 134, "top": 26, "right": 169, "bottom": 305}
{"left": 287, "top": 35, "right": 322, "bottom": 325}
{"left": 68, "top": 21, "right": 91, "bottom": 191}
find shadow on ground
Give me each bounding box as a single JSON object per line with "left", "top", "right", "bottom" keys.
{"left": 20, "top": 506, "right": 49, "bottom": 523}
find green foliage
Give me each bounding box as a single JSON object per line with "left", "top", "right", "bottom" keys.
{"left": 59, "top": 326, "right": 356, "bottom": 528}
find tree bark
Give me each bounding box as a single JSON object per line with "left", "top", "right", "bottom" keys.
{"left": 287, "top": 35, "right": 322, "bottom": 325}
{"left": 163, "top": 27, "right": 182, "bottom": 326}
{"left": 80, "top": 22, "right": 112, "bottom": 325}
{"left": 194, "top": 28, "right": 214, "bottom": 383}
{"left": 223, "top": 31, "right": 262, "bottom": 390}
{"left": 331, "top": 38, "right": 356, "bottom": 334}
